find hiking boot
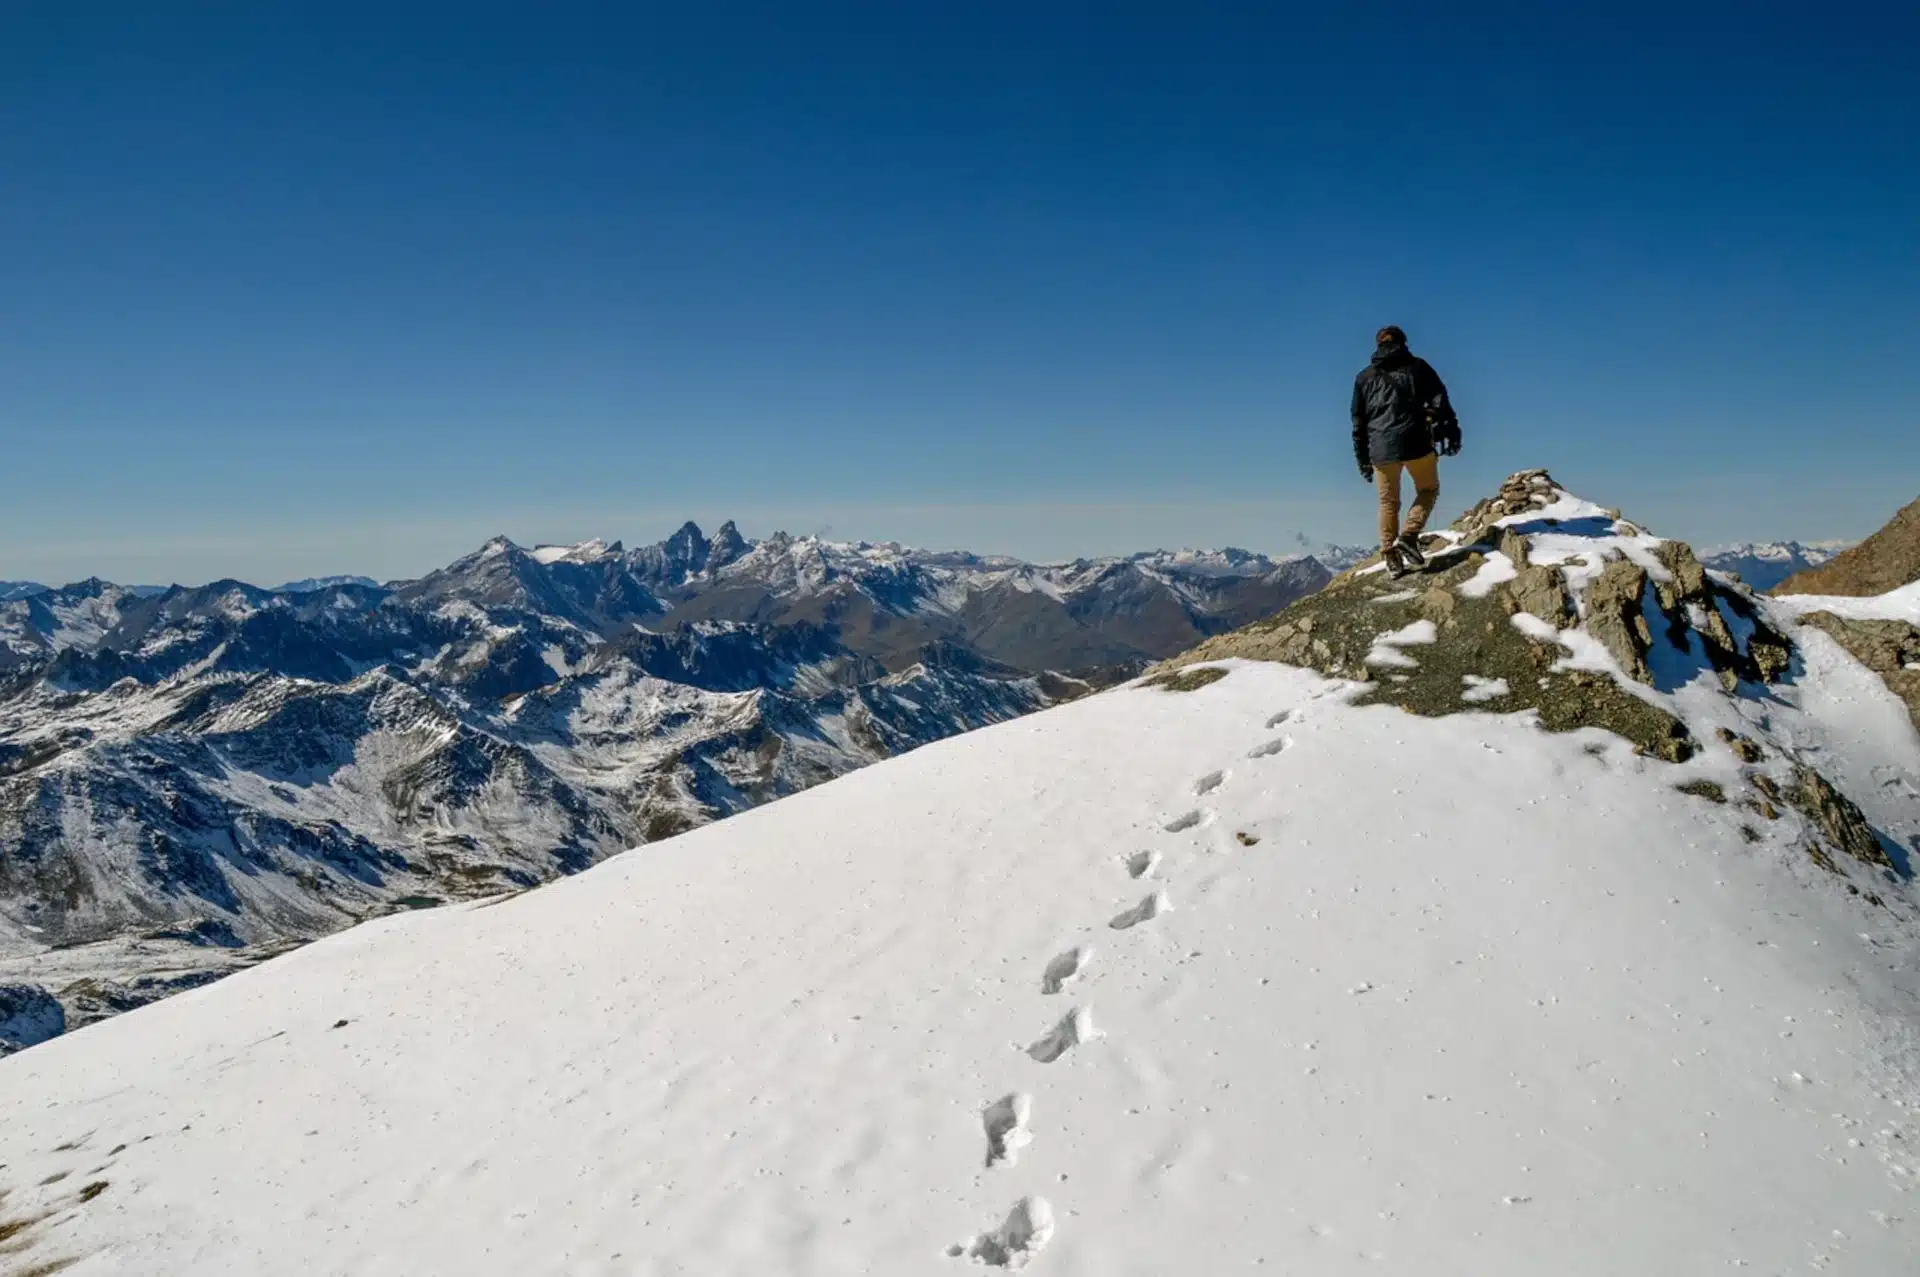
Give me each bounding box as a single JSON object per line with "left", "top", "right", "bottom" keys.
{"left": 1381, "top": 543, "right": 1409, "bottom": 579}
{"left": 1394, "top": 534, "right": 1428, "bottom": 570}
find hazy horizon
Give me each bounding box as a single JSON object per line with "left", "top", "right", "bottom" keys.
{"left": 0, "top": 470, "right": 1886, "bottom": 591}
{"left": 5, "top": 4, "right": 1914, "bottom": 587}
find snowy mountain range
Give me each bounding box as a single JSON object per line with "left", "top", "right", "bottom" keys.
{"left": 2, "top": 470, "right": 1916, "bottom": 1273}
{"left": 0, "top": 523, "right": 1357, "bottom": 1034}
{"left": 1700, "top": 538, "right": 1854, "bottom": 591}
{"left": 268, "top": 574, "right": 382, "bottom": 594}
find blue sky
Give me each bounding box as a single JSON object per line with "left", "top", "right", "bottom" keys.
{"left": 2, "top": 2, "right": 1915, "bottom": 586}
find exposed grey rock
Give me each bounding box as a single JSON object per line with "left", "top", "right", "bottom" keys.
{"left": 1583, "top": 559, "right": 1656, "bottom": 684}
{"left": 1788, "top": 765, "right": 1894, "bottom": 873}
{"left": 0, "top": 982, "right": 64, "bottom": 1055}
{"left": 1509, "top": 564, "right": 1572, "bottom": 627}
{"left": 1496, "top": 527, "right": 1532, "bottom": 570}
{"left": 1416, "top": 586, "right": 1458, "bottom": 626}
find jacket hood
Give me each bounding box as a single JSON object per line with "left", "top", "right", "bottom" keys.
{"left": 1371, "top": 342, "right": 1413, "bottom": 369}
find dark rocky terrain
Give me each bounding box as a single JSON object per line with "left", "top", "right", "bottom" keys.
{"left": 1774, "top": 495, "right": 1920, "bottom": 598}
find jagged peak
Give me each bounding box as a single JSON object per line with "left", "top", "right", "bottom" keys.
{"left": 477, "top": 535, "right": 522, "bottom": 559}
{"left": 707, "top": 520, "right": 749, "bottom": 569}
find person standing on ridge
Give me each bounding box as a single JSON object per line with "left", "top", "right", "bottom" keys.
{"left": 1351, "top": 325, "right": 1462, "bottom": 578}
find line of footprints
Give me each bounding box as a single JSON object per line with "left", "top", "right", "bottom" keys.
{"left": 949, "top": 707, "right": 1297, "bottom": 1267}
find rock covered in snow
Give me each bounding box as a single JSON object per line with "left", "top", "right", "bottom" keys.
{"left": 1155, "top": 468, "right": 1906, "bottom": 881}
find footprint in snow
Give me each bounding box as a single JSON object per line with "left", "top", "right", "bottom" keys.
{"left": 1267, "top": 709, "right": 1295, "bottom": 728}
{"left": 1027, "top": 1007, "right": 1102, "bottom": 1063}
{"left": 1110, "top": 890, "right": 1171, "bottom": 931}
{"left": 1193, "top": 769, "right": 1226, "bottom": 796}
{"left": 1125, "top": 850, "right": 1161, "bottom": 880}
{"left": 1247, "top": 736, "right": 1291, "bottom": 759}
{"left": 1164, "top": 810, "right": 1207, "bottom": 833}
{"left": 1041, "top": 945, "right": 1092, "bottom": 995}
{"left": 950, "top": 1196, "right": 1055, "bottom": 1268}
{"left": 982, "top": 1093, "right": 1034, "bottom": 1168}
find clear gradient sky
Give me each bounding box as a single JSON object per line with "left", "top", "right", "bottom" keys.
{"left": 3, "top": 2, "right": 1916, "bottom": 587}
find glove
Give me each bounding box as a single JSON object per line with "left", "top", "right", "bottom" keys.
{"left": 1434, "top": 422, "right": 1462, "bottom": 457}
{"left": 1359, "top": 462, "right": 1374, "bottom": 483}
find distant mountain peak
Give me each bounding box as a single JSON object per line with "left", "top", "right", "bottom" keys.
{"left": 529, "top": 538, "right": 622, "bottom": 566}
{"left": 709, "top": 520, "right": 748, "bottom": 569}
{"left": 269, "top": 575, "right": 381, "bottom": 594}
{"left": 1700, "top": 539, "right": 1852, "bottom": 592}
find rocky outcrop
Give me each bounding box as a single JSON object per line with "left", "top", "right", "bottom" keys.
{"left": 1773, "top": 494, "right": 1920, "bottom": 597}
{"left": 1584, "top": 559, "right": 1656, "bottom": 685}
{"left": 1786, "top": 765, "right": 1893, "bottom": 873}
{"left": 1509, "top": 563, "right": 1571, "bottom": 625}
{"left": 1449, "top": 468, "right": 1566, "bottom": 540}
{"left": 1154, "top": 539, "right": 1702, "bottom": 763}
{"left": 1148, "top": 469, "right": 1905, "bottom": 880}
{"left": 1148, "top": 469, "right": 1807, "bottom": 763}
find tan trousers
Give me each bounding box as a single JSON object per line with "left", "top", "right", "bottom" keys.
{"left": 1375, "top": 453, "right": 1439, "bottom": 547}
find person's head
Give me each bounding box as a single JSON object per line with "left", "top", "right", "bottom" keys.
{"left": 1375, "top": 325, "right": 1407, "bottom": 350}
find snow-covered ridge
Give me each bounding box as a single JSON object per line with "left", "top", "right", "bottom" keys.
{"left": 2, "top": 522, "right": 1357, "bottom": 1041}
{"left": 4, "top": 522, "right": 1362, "bottom": 674}
{"left": 1, "top": 548, "right": 1916, "bottom": 1271}
{"left": 267, "top": 574, "right": 382, "bottom": 594}
{"left": 1773, "top": 579, "right": 1920, "bottom": 624}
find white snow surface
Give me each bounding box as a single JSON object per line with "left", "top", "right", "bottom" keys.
{"left": 1457, "top": 549, "right": 1518, "bottom": 599}
{"left": 1460, "top": 674, "right": 1511, "bottom": 703}
{"left": 3, "top": 657, "right": 1919, "bottom": 1274}
{"left": 1772, "top": 580, "right": 1920, "bottom": 624}
{"left": 1365, "top": 618, "right": 1437, "bottom": 669}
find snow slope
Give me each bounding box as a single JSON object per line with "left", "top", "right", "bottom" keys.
{"left": 1773, "top": 580, "right": 1920, "bottom": 624}
{"left": 5, "top": 517, "right": 1354, "bottom": 1037}
{"left": 2, "top": 651, "right": 1918, "bottom": 1273}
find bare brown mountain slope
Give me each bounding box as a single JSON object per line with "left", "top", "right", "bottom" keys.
{"left": 1773, "top": 494, "right": 1920, "bottom": 597}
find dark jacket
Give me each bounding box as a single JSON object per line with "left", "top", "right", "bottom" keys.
{"left": 1352, "top": 343, "right": 1457, "bottom": 467}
